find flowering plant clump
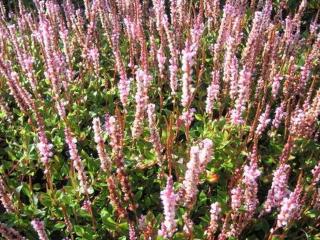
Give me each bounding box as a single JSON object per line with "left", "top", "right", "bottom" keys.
{"left": 0, "top": 0, "right": 320, "bottom": 239}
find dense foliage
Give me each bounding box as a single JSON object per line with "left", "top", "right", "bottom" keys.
{"left": 0, "top": 0, "right": 320, "bottom": 239}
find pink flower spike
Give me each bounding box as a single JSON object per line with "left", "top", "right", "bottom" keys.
{"left": 159, "top": 176, "right": 177, "bottom": 238}
{"left": 31, "top": 219, "right": 49, "bottom": 240}
{"left": 93, "top": 117, "right": 110, "bottom": 172}
{"left": 276, "top": 182, "right": 303, "bottom": 228}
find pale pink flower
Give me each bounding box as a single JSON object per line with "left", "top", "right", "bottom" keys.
{"left": 272, "top": 103, "right": 287, "bottom": 129}
{"left": 206, "top": 202, "right": 221, "bottom": 237}
{"left": 263, "top": 163, "right": 290, "bottom": 213}
{"left": 64, "top": 127, "right": 90, "bottom": 195}
{"left": 180, "top": 108, "right": 196, "bottom": 128}
{"left": 276, "top": 182, "right": 302, "bottom": 228}
{"left": 230, "top": 67, "right": 252, "bottom": 125}
{"left": 93, "top": 117, "right": 110, "bottom": 172}
{"left": 31, "top": 220, "right": 48, "bottom": 240}
{"left": 255, "top": 105, "right": 271, "bottom": 137}
{"left": 129, "top": 224, "right": 137, "bottom": 240}
{"left": 243, "top": 154, "right": 260, "bottom": 215}
{"left": 157, "top": 46, "right": 166, "bottom": 78}
{"left": 159, "top": 176, "right": 177, "bottom": 238}
{"left": 311, "top": 161, "right": 320, "bottom": 185}
{"left": 0, "top": 223, "right": 25, "bottom": 240}
{"left": 271, "top": 74, "right": 283, "bottom": 99}
{"left": 183, "top": 145, "right": 201, "bottom": 206}
{"left": 231, "top": 186, "right": 243, "bottom": 211}
{"left": 206, "top": 70, "right": 220, "bottom": 115}
{"left": 199, "top": 139, "right": 214, "bottom": 172}
{"left": 87, "top": 47, "right": 100, "bottom": 74}
{"left": 0, "top": 176, "right": 15, "bottom": 213}
{"left": 183, "top": 140, "right": 213, "bottom": 207}
{"left": 181, "top": 19, "right": 204, "bottom": 107}
{"left": 132, "top": 69, "right": 152, "bottom": 139}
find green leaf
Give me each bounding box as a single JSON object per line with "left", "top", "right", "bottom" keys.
{"left": 74, "top": 225, "right": 85, "bottom": 237}
{"left": 39, "top": 193, "right": 52, "bottom": 207}
{"left": 173, "top": 233, "right": 185, "bottom": 240}
{"left": 54, "top": 222, "right": 65, "bottom": 229}
{"left": 103, "top": 217, "right": 117, "bottom": 231}
{"left": 305, "top": 210, "right": 318, "bottom": 219}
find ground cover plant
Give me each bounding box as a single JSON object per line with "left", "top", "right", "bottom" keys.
{"left": 0, "top": 0, "right": 320, "bottom": 239}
